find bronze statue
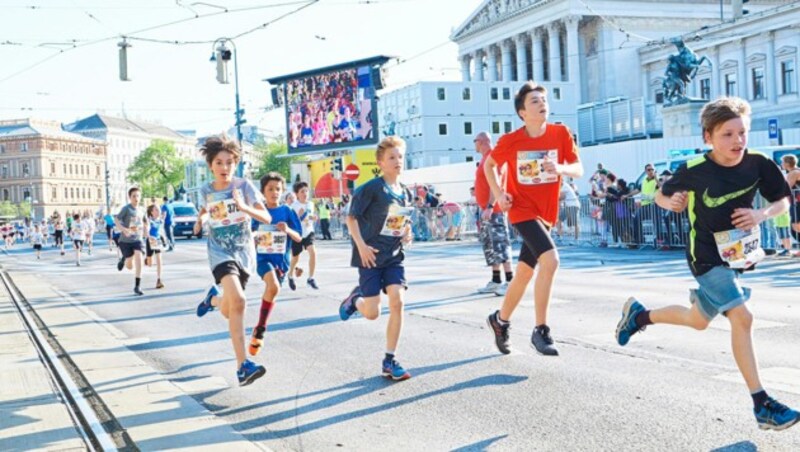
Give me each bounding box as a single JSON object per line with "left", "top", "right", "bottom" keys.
{"left": 662, "top": 38, "right": 711, "bottom": 104}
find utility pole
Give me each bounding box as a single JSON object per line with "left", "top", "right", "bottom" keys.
{"left": 211, "top": 38, "right": 247, "bottom": 177}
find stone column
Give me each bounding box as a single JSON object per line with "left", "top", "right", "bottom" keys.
{"left": 487, "top": 45, "right": 499, "bottom": 82}
{"left": 501, "top": 40, "right": 513, "bottom": 82}
{"left": 565, "top": 15, "right": 581, "bottom": 86}
{"left": 710, "top": 46, "right": 720, "bottom": 97}
{"left": 473, "top": 49, "right": 484, "bottom": 82}
{"left": 530, "top": 28, "right": 544, "bottom": 82}
{"left": 515, "top": 34, "right": 528, "bottom": 82}
{"left": 460, "top": 54, "right": 471, "bottom": 82}
{"left": 738, "top": 39, "right": 747, "bottom": 98}
{"left": 765, "top": 31, "right": 776, "bottom": 102}
{"left": 642, "top": 64, "right": 650, "bottom": 102}
{"left": 547, "top": 23, "right": 562, "bottom": 82}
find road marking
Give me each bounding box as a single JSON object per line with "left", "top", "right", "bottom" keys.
{"left": 713, "top": 367, "right": 800, "bottom": 395}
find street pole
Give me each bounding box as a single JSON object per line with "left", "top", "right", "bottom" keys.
{"left": 211, "top": 38, "right": 245, "bottom": 178}
{"left": 104, "top": 161, "right": 111, "bottom": 214}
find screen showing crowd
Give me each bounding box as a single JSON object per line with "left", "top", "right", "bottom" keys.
{"left": 285, "top": 65, "right": 375, "bottom": 151}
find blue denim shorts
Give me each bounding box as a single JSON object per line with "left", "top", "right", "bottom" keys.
{"left": 690, "top": 266, "right": 751, "bottom": 320}
{"left": 358, "top": 264, "right": 406, "bottom": 297}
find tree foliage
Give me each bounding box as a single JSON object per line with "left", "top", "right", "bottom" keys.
{"left": 253, "top": 138, "right": 296, "bottom": 181}
{"left": 127, "top": 139, "right": 188, "bottom": 198}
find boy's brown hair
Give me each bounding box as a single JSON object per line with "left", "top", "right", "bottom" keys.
{"left": 201, "top": 135, "right": 241, "bottom": 166}
{"left": 260, "top": 172, "right": 286, "bottom": 193}
{"left": 376, "top": 136, "right": 405, "bottom": 161}
{"left": 128, "top": 186, "right": 141, "bottom": 197}
{"left": 699, "top": 96, "right": 751, "bottom": 136}
{"left": 514, "top": 82, "right": 547, "bottom": 120}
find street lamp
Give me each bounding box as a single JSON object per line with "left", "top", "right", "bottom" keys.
{"left": 210, "top": 38, "right": 246, "bottom": 177}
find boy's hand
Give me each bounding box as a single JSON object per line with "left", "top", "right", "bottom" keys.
{"left": 481, "top": 208, "right": 493, "bottom": 221}
{"left": 357, "top": 243, "right": 379, "bottom": 268}
{"left": 402, "top": 224, "right": 413, "bottom": 244}
{"left": 668, "top": 191, "right": 688, "bottom": 212}
{"left": 731, "top": 208, "right": 765, "bottom": 230}
{"left": 232, "top": 189, "right": 247, "bottom": 211}
{"left": 275, "top": 222, "right": 288, "bottom": 232}
{"left": 498, "top": 192, "right": 513, "bottom": 212}
{"left": 542, "top": 156, "right": 560, "bottom": 175}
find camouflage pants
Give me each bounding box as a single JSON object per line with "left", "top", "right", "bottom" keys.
{"left": 479, "top": 212, "right": 512, "bottom": 266}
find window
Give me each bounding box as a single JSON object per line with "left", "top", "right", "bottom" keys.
{"left": 502, "top": 87, "right": 511, "bottom": 100}
{"left": 700, "top": 78, "right": 711, "bottom": 100}
{"left": 2, "top": 189, "right": 8, "bottom": 201}
{"left": 0, "top": 144, "right": 4, "bottom": 153}
{"left": 464, "top": 122, "right": 473, "bottom": 135}
{"left": 21, "top": 142, "right": 28, "bottom": 152}
{"left": 70, "top": 188, "right": 74, "bottom": 199}
{"left": 782, "top": 60, "right": 796, "bottom": 94}
{"left": 492, "top": 121, "right": 500, "bottom": 134}
{"left": 436, "top": 87, "right": 446, "bottom": 101}
{"left": 462, "top": 87, "right": 471, "bottom": 101}
{"left": 23, "top": 189, "right": 30, "bottom": 201}
{"left": 751, "top": 67, "right": 764, "bottom": 100}
{"left": 50, "top": 162, "right": 56, "bottom": 175}
{"left": 22, "top": 163, "right": 29, "bottom": 177}
{"left": 504, "top": 121, "right": 512, "bottom": 133}
{"left": 725, "top": 73, "right": 737, "bottom": 96}
{"left": 97, "top": 188, "right": 102, "bottom": 200}
{"left": 655, "top": 90, "right": 664, "bottom": 104}
{"left": 64, "top": 187, "right": 68, "bottom": 199}
{"left": 490, "top": 87, "right": 499, "bottom": 100}
{"left": 63, "top": 163, "right": 66, "bottom": 174}
{"left": 52, "top": 187, "right": 57, "bottom": 200}
{"left": 438, "top": 123, "right": 448, "bottom": 135}
{"left": 1, "top": 165, "right": 7, "bottom": 179}
{"left": 552, "top": 87, "right": 561, "bottom": 100}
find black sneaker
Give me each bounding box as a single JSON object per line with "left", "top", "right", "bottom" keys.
{"left": 486, "top": 310, "right": 511, "bottom": 355}
{"left": 531, "top": 325, "right": 559, "bottom": 356}
{"left": 134, "top": 286, "right": 143, "bottom": 296}
{"left": 117, "top": 257, "right": 125, "bottom": 271}
{"left": 288, "top": 277, "right": 296, "bottom": 291}
{"left": 307, "top": 278, "right": 319, "bottom": 290}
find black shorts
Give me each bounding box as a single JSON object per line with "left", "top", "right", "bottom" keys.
{"left": 146, "top": 240, "right": 162, "bottom": 257}
{"left": 106, "top": 225, "right": 114, "bottom": 238}
{"left": 33, "top": 244, "right": 42, "bottom": 250}
{"left": 119, "top": 241, "right": 144, "bottom": 259}
{"left": 291, "top": 232, "right": 315, "bottom": 256}
{"left": 514, "top": 219, "right": 556, "bottom": 268}
{"left": 73, "top": 240, "right": 84, "bottom": 248}
{"left": 212, "top": 261, "right": 249, "bottom": 290}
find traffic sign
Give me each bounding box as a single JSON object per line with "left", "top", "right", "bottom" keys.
{"left": 343, "top": 163, "right": 360, "bottom": 181}
{"left": 768, "top": 118, "right": 779, "bottom": 140}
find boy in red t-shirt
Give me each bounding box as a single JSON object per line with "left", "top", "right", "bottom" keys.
{"left": 483, "top": 82, "right": 583, "bottom": 356}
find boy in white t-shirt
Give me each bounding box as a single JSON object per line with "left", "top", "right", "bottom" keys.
{"left": 31, "top": 224, "right": 44, "bottom": 259}
{"left": 287, "top": 181, "right": 320, "bottom": 290}
{"left": 69, "top": 213, "right": 85, "bottom": 266}
{"left": 83, "top": 214, "right": 96, "bottom": 256}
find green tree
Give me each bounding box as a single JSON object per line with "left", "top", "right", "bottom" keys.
{"left": 253, "top": 138, "right": 296, "bottom": 181}
{"left": 0, "top": 201, "right": 16, "bottom": 218}
{"left": 17, "top": 201, "right": 31, "bottom": 218}
{"left": 127, "top": 139, "right": 188, "bottom": 199}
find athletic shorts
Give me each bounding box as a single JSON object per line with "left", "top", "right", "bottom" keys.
{"left": 73, "top": 240, "right": 84, "bottom": 248}
{"left": 145, "top": 240, "right": 162, "bottom": 257}
{"left": 106, "top": 225, "right": 114, "bottom": 239}
{"left": 358, "top": 263, "right": 406, "bottom": 297}
{"left": 291, "top": 233, "right": 315, "bottom": 256}
{"left": 112, "top": 233, "right": 121, "bottom": 246}
{"left": 479, "top": 212, "right": 511, "bottom": 266}
{"left": 33, "top": 244, "right": 42, "bottom": 250}
{"left": 212, "top": 260, "right": 250, "bottom": 289}
{"left": 257, "top": 260, "right": 286, "bottom": 285}
{"left": 119, "top": 241, "right": 143, "bottom": 259}
{"left": 690, "top": 266, "right": 751, "bottom": 321}
{"left": 513, "top": 219, "right": 556, "bottom": 268}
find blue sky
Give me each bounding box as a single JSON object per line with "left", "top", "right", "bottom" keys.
{"left": 0, "top": 0, "right": 482, "bottom": 136}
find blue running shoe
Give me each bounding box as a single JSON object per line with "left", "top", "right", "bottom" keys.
{"left": 755, "top": 397, "right": 800, "bottom": 431}
{"left": 237, "top": 360, "right": 266, "bottom": 387}
{"left": 197, "top": 285, "right": 220, "bottom": 318}
{"left": 382, "top": 358, "right": 411, "bottom": 381}
{"left": 616, "top": 297, "right": 646, "bottom": 346}
{"left": 339, "top": 286, "right": 361, "bottom": 321}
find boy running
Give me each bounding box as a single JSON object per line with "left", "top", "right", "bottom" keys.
{"left": 146, "top": 205, "right": 166, "bottom": 289}
{"left": 83, "top": 214, "right": 95, "bottom": 256}
{"left": 104, "top": 210, "right": 116, "bottom": 251}
{"left": 339, "top": 136, "right": 415, "bottom": 381}
{"left": 616, "top": 97, "right": 799, "bottom": 431}
{"left": 31, "top": 224, "right": 44, "bottom": 259}
{"left": 69, "top": 213, "right": 85, "bottom": 266}
{"left": 194, "top": 136, "right": 271, "bottom": 386}
{"left": 54, "top": 215, "right": 65, "bottom": 255}
{"left": 116, "top": 187, "right": 148, "bottom": 296}
{"left": 287, "top": 181, "right": 320, "bottom": 290}
{"left": 484, "top": 82, "right": 584, "bottom": 356}
{"left": 248, "top": 172, "right": 302, "bottom": 356}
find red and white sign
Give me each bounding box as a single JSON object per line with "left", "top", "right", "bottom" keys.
{"left": 343, "top": 163, "right": 360, "bottom": 181}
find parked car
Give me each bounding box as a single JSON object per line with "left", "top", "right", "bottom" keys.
{"left": 171, "top": 201, "right": 202, "bottom": 239}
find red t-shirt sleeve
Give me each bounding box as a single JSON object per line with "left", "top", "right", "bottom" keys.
{"left": 560, "top": 125, "right": 579, "bottom": 164}
{"left": 490, "top": 134, "right": 511, "bottom": 167}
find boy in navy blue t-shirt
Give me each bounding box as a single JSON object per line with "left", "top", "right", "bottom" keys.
{"left": 339, "top": 136, "right": 414, "bottom": 381}
{"left": 248, "top": 172, "right": 303, "bottom": 356}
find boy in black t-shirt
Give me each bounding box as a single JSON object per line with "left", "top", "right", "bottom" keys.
{"left": 339, "top": 136, "right": 414, "bottom": 381}
{"left": 616, "top": 97, "right": 798, "bottom": 431}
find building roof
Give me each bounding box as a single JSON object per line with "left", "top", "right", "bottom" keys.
{"left": 66, "top": 114, "right": 187, "bottom": 140}
{"left": 0, "top": 118, "right": 103, "bottom": 143}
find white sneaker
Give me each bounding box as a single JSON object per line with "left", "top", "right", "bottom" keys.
{"left": 477, "top": 281, "right": 500, "bottom": 294}
{"left": 494, "top": 282, "right": 508, "bottom": 297}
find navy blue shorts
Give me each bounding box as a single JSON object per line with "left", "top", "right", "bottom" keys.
{"left": 358, "top": 264, "right": 406, "bottom": 297}
{"left": 257, "top": 260, "right": 286, "bottom": 286}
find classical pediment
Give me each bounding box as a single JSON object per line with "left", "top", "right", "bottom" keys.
{"left": 451, "top": 0, "right": 555, "bottom": 41}
{"left": 720, "top": 59, "right": 738, "bottom": 70}
{"left": 775, "top": 46, "right": 797, "bottom": 57}
{"left": 746, "top": 53, "right": 766, "bottom": 64}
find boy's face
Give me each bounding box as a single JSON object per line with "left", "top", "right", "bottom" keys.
{"left": 519, "top": 91, "right": 548, "bottom": 124}
{"left": 209, "top": 150, "right": 237, "bottom": 182}
{"left": 130, "top": 190, "right": 141, "bottom": 205}
{"left": 705, "top": 117, "right": 749, "bottom": 161}
{"left": 296, "top": 187, "right": 309, "bottom": 202}
{"left": 263, "top": 180, "right": 284, "bottom": 206}
{"left": 378, "top": 147, "right": 405, "bottom": 177}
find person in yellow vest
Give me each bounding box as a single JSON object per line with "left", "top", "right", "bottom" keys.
{"left": 639, "top": 163, "right": 664, "bottom": 249}
{"left": 318, "top": 198, "right": 332, "bottom": 240}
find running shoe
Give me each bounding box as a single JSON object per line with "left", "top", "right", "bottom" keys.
{"left": 477, "top": 281, "right": 500, "bottom": 294}
{"left": 486, "top": 310, "right": 511, "bottom": 354}
{"left": 307, "top": 278, "right": 319, "bottom": 290}
{"left": 197, "top": 285, "right": 220, "bottom": 317}
{"left": 117, "top": 256, "right": 125, "bottom": 271}
{"left": 339, "top": 286, "right": 361, "bottom": 321}
{"left": 755, "top": 397, "right": 800, "bottom": 431}
{"left": 248, "top": 326, "right": 265, "bottom": 356}
{"left": 382, "top": 358, "right": 411, "bottom": 381}
{"left": 133, "top": 286, "right": 143, "bottom": 296}
{"left": 288, "top": 277, "right": 296, "bottom": 291}
{"left": 155, "top": 280, "right": 164, "bottom": 289}
{"left": 777, "top": 249, "right": 790, "bottom": 257}
{"left": 237, "top": 360, "right": 266, "bottom": 387}
{"left": 494, "top": 282, "right": 508, "bottom": 297}
{"left": 616, "top": 297, "right": 647, "bottom": 346}
{"left": 531, "top": 325, "right": 558, "bottom": 356}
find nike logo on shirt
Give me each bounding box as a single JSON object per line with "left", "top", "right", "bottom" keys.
{"left": 702, "top": 180, "right": 759, "bottom": 208}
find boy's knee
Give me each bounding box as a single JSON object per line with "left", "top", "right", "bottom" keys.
{"left": 538, "top": 252, "right": 560, "bottom": 272}
{"left": 728, "top": 308, "right": 753, "bottom": 330}
{"left": 689, "top": 317, "right": 710, "bottom": 331}
{"left": 363, "top": 308, "right": 380, "bottom": 321}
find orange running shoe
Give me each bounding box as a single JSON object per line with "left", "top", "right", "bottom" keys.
{"left": 248, "top": 326, "right": 266, "bottom": 356}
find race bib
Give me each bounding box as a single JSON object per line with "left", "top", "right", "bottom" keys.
{"left": 255, "top": 225, "right": 287, "bottom": 254}
{"left": 71, "top": 225, "right": 83, "bottom": 240}
{"left": 517, "top": 150, "right": 558, "bottom": 185}
{"left": 714, "top": 226, "right": 764, "bottom": 269}
{"left": 206, "top": 191, "right": 247, "bottom": 230}
{"left": 148, "top": 236, "right": 161, "bottom": 250}
{"left": 380, "top": 205, "right": 413, "bottom": 237}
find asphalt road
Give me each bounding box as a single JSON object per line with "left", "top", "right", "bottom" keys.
{"left": 4, "top": 236, "right": 800, "bottom": 451}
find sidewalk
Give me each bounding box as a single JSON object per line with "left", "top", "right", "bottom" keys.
{"left": 0, "top": 281, "right": 87, "bottom": 451}
{"left": 0, "top": 266, "right": 267, "bottom": 451}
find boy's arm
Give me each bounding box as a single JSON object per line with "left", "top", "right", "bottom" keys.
{"left": 346, "top": 215, "right": 378, "bottom": 268}
{"left": 285, "top": 226, "right": 302, "bottom": 243}
{"left": 193, "top": 206, "right": 206, "bottom": 235}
